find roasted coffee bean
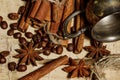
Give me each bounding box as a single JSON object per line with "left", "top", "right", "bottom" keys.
{"left": 0, "top": 55, "right": 6, "bottom": 64}
{"left": 13, "top": 32, "right": 22, "bottom": 39}
{"left": 0, "top": 16, "right": 3, "bottom": 23}
{"left": 19, "top": 37, "right": 27, "bottom": 45}
{"left": 46, "top": 42, "right": 54, "bottom": 47}
{"left": 1, "top": 21, "right": 8, "bottom": 29}
{"left": 7, "top": 29, "right": 14, "bottom": 36}
{"left": 8, "top": 13, "right": 19, "bottom": 20}
{"left": 51, "top": 47, "right": 56, "bottom": 53}
{"left": 43, "top": 48, "right": 51, "bottom": 55}
{"left": 10, "top": 23, "right": 18, "bottom": 30}
{"left": 32, "top": 34, "right": 41, "bottom": 43}
{"left": 18, "top": 6, "right": 25, "bottom": 14}
{"left": 8, "top": 62, "right": 16, "bottom": 71}
{"left": 56, "top": 45, "right": 63, "bottom": 54}
{"left": 41, "top": 41, "right": 47, "bottom": 48}
{"left": 42, "top": 36, "right": 49, "bottom": 42}
{"left": 67, "top": 43, "right": 74, "bottom": 51}
{"left": 0, "top": 51, "right": 10, "bottom": 57}
{"left": 25, "top": 32, "right": 33, "bottom": 38}
{"left": 36, "top": 29, "right": 43, "bottom": 36}
{"left": 17, "top": 65, "right": 27, "bottom": 72}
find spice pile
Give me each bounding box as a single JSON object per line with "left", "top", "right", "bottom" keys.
{"left": 0, "top": 0, "right": 111, "bottom": 80}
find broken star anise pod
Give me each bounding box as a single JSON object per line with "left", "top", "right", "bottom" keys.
{"left": 84, "top": 40, "right": 110, "bottom": 61}
{"left": 62, "top": 58, "right": 91, "bottom": 78}
{"left": 13, "top": 42, "right": 43, "bottom": 66}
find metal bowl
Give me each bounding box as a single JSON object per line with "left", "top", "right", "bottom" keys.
{"left": 91, "top": 11, "right": 120, "bottom": 42}
{"left": 86, "top": 0, "right": 120, "bottom": 25}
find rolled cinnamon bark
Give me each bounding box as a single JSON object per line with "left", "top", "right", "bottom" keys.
{"left": 18, "top": 0, "right": 31, "bottom": 32}
{"left": 18, "top": 55, "right": 69, "bottom": 80}
{"left": 50, "top": 2, "right": 65, "bottom": 33}
{"left": 29, "top": 0, "right": 42, "bottom": 18}
{"left": 73, "top": 0, "right": 85, "bottom": 54}
{"left": 61, "top": 0, "right": 74, "bottom": 33}
{"left": 35, "top": 0, "right": 50, "bottom": 21}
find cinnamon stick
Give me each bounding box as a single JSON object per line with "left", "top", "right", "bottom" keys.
{"left": 48, "top": 0, "right": 68, "bottom": 46}
{"left": 18, "top": 0, "right": 31, "bottom": 32}
{"left": 73, "top": 0, "right": 85, "bottom": 54}
{"left": 18, "top": 55, "right": 69, "bottom": 80}
{"left": 50, "top": 1, "right": 65, "bottom": 33}
{"left": 29, "top": 0, "right": 42, "bottom": 18}
{"left": 34, "top": 0, "right": 51, "bottom": 21}
{"left": 61, "top": 0, "right": 74, "bottom": 33}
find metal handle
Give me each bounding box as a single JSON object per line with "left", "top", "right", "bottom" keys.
{"left": 62, "top": 10, "right": 87, "bottom": 39}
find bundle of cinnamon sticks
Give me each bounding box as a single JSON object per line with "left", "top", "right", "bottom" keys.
{"left": 18, "top": 0, "right": 86, "bottom": 51}
{"left": 73, "top": 0, "right": 86, "bottom": 54}
{"left": 18, "top": 0, "right": 51, "bottom": 32}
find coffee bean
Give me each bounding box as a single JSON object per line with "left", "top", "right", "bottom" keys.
{"left": 8, "top": 62, "right": 16, "bottom": 71}
{"left": 1, "top": 21, "right": 8, "bottom": 29}
{"left": 10, "top": 23, "right": 18, "bottom": 30}
{"left": 13, "top": 32, "right": 22, "bottom": 39}
{"left": 7, "top": 29, "right": 14, "bottom": 36}
{"left": 8, "top": 13, "right": 19, "bottom": 20}
{"left": 56, "top": 45, "right": 63, "bottom": 54}
{"left": 18, "top": 6, "right": 25, "bottom": 14}
{"left": 0, "top": 55, "right": 6, "bottom": 64}
{"left": 0, "top": 16, "right": 3, "bottom": 23}
{"left": 32, "top": 34, "right": 41, "bottom": 43}
{"left": 41, "top": 41, "right": 47, "bottom": 48}
{"left": 19, "top": 37, "right": 27, "bottom": 45}
{"left": 43, "top": 48, "right": 51, "bottom": 55}
{"left": 0, "top": 51, "right": 10, "bottom": 57}
{"left": 42, "top": 36, "right": 49, "bottom": 42}
{"left": 51, "top": 47, "right": 56, "bottom": 53}
{"left": 25, "top": 32, "right": 33, "bottom": 38}
{"left": 67, "top": 43, "right": 74, "bottom": 51}
{"left": 17, "top": 65, "right": 27, "bottom": 72}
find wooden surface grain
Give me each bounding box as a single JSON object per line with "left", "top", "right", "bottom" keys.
{"left": 0, "top": 0, "right": 120, "bottom": 80}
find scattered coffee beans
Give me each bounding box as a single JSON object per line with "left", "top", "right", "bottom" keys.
{"left": 10, "top": 23, "right": 18, "bottom": 30}
{"left": 17, "top": 65, "right": 27, "bottom": 72}
{"left": 1, "top": 21, "right": 8, "bottom": 29}
{"left": 8, "top": 62, "right": 16, "bottom": 71}
{"left": 7, "top": 29, "right": 14, "bottom": 36}
{"left": 13, "top": 32, "right": 22, "bottom": 39}
{"left": 8, "top": 13, "right": 19, "bottom": 20}
{"left": 25, "top": 32, "right": 33, "bottom": 38}
{"left": 0, "top": 55, "right": 6, "bottom": 64}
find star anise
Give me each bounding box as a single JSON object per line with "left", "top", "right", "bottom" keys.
{"left": 62, "top": 58, "right": 91, "bottom": 78}
{"left": 84, "top": 40, "right": 110, "bottom": 61}
{"left": 13, "top": 42, "right": 43, "bottom": 66}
